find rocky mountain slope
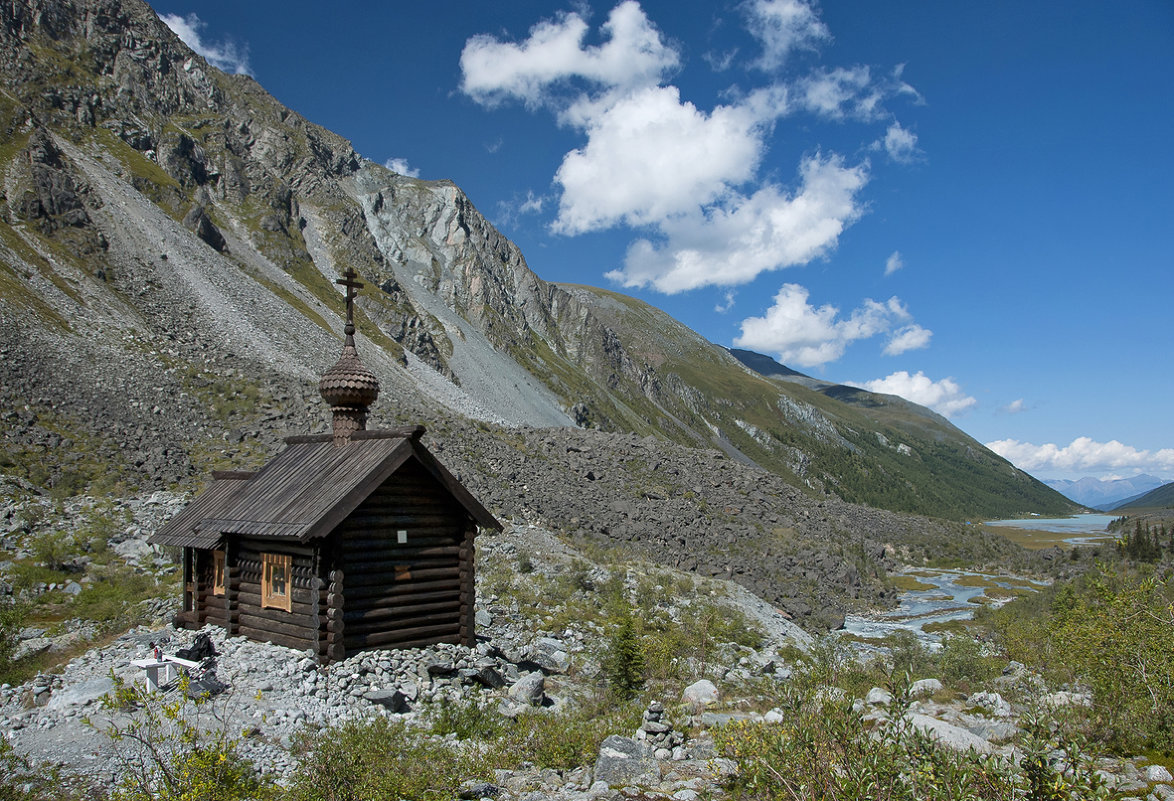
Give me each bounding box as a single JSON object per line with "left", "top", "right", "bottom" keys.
{"left": 1, "top": 0, "right": 1077, "bottom": 628}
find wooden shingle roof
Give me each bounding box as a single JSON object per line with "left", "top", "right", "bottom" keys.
{"left": 149, "top": 426, "right": 501, "bottom": 549}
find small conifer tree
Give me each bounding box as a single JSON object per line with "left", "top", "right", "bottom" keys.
{"left": 602, "top": 606, "right": 645, "bottom": 700}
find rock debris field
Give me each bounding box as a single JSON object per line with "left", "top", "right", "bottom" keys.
{"left": 2, "top": 525, "right": 1173, "bottom": 801}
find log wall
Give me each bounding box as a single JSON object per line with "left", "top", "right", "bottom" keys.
{"left": 232, "top": 539, "right": 321, "bottom": 653}
{"left": 332, "top": 460, "right": 472, "bottom": 657}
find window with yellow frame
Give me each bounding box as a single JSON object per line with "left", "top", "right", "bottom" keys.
{"left": 261, "top": 552, "right": 292, "bottom": 612}
{"left": 212, "top": 550, "right": 226, "bottom": 596}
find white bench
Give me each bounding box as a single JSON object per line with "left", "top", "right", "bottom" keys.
{"left": 130, "top": 655, "right": 201, "bottom": 691}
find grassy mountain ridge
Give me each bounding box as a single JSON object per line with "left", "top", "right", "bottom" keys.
{"left": 1112, "top": 481, "right": 1174, "bottom": 511}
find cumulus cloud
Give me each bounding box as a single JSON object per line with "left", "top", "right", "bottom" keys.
{"left": 850, "top": 371, "right": 977, "bottom": 417}
{"left": 744, "top": 0, "right": 830, "bottom": 71}
{"left": 459, "top": 2, "right": 920, "bottom": 299}
{"left": 884, "top": 250, "right": 903, "bottom": 276}
{"left": 552, "top": 85, "right": 770, "bottom": 233}
{"left": 732, "top": 284, "right": 923, "bottom": 367}
{"left": 459, "top": 1, "right": 678, "bottom": 108}
{"left": 1001, "top": 399, "right": 1027, "bottom": 414}
{"left": 161, "top": 13, "right": 251, "bottom": 75}
{"left": 383, "top": 157, "right": 420, "bottom": 178}
{"left": 985, "top": 437, "right": 1174, "bottom": 477}
{"left": 883, "top": 324, "right": 932, "bottom": 355}
{"left": 882, "top": 122, "right": 918, "bottom": 162}
{"left": 609, "top": 153, "right": 867, "bottom": 292}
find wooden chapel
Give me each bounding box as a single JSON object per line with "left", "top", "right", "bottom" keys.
{"left": 149, "top": 268, "right": 501, "bottom": 662}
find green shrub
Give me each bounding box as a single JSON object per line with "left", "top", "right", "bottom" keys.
{"left": 426, "top": 695, "right": 508, "bottom": 741}
{"left": 713, "top": 679, "right": 1108, "bottom": 801}
{"left": 601, "top": 605, "right": 645, "bottom": 700}
{"left": 1049, "top": 566, "right": 1174, "bottom": 754}
{"left": 493, "top": 697, "right": 643, "bottom": 770}
{"left": 290, "top": 716, "right": 488, "bottom": 801}
{"left": 0, "top": 598, "right": 26, "bottom": 676}
{"left": 30, "top": 529, "right": 79, "bottom": 571}
{"left": 92, "top": 673, "right": 276, "bottom": 801}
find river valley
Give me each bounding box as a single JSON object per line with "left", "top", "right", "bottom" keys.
{"left": 842, "top": 514, "right": 1117, "bottom": 641}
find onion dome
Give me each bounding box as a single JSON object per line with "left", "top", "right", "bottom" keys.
{"left": 319, "top": 324, "right": 380, "bottom": 409}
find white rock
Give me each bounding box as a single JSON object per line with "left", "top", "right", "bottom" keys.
{"left": 682, "top": 679, "right": 719, "bottom": 708}
{"left": 1146, "top": 764, "right": 1174, "bottom": 783}
{"left": 906, "top": 713, "right": 996, "bottom": 754}
{"left": 910, "top": 678, "right": 943, "bottom": 697}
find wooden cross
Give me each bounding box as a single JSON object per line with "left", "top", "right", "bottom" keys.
{"left": 335, "top": 268, "right": 363, "bottom": 332}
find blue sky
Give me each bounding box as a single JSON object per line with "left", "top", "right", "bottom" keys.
{"left": 150, "top": 0, "right": 1174, "bottom": 483}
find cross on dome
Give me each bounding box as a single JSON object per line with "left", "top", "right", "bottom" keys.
{"left": 320, "top": 267, "right": 379, "bottom": 445}
{"left": 335, "top": 267, "right": 364, "bottom": 336}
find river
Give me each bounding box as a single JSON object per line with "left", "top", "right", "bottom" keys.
{"left": 842, "top": 514, "right": 1116, "bottom": 642}
{"left": 982, "top": 513, "right": 1119, "bottom": 546}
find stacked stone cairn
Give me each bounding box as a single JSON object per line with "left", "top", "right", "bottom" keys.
{"left": 636, "top": 700, "right": 685, "bottom": 760}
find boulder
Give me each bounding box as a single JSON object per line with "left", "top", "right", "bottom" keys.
{"left": 1146, "top": 765, "right": 1174, "bottom": 783}
{"left": 910, "top": 678, "right": 943, "bottom": 697}
{"left": 682, "top": 679, "right": 719, "bottom": 709}
{"left": 363, "top": 688, "right": 409, "bottom": 713}
{"left": 507, "top": 672, "right": 545, "bottom": 707}
{"left": 593, "top": 734, "right": 659, "bottom": 787}
{"left": 906, "top": 714, "right": 996, "bottom": 754}
{"left": 44, "top": 677, "right": 115, "bottom": 711}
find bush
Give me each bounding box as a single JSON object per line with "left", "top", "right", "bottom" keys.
{"left": 1048, "top": 566, "right": 1174, "bottom": 754}
{"left": 290, "top": 716, "right": 488, "bottom": 801}
{"left": 493, "top": 697, "right": 642, "bottom": 770}
{"left": 601, "top": 605, "right": 645, "bottom": 700}
{"left": 713, "top": 678, "right": 1109, "bottom": 801}
{"left": 0, "top": 598, "right": 27, "bottom": 678}
{"left": 981, "top": 562, "right": 1174, "bottom": 755}
{"left": 91, "top": 673, "right": 275, "bottom": 801}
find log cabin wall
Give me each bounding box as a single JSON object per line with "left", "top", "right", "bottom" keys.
{"left": 331, "top": 460, "right": 472, "bottom": 656}
{"left": 234, "top": 538, "right": 321, "bottom": 654}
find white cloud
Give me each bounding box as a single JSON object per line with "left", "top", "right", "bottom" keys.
{"left": 744, "top": 0, "right": 830, "bottom": 71}
{"left": 160, "top": 13, "right": 251, "bottom": 76}
{"left": 884, "top": 250, "right": 903, "bottom": 276}
{"left": 459, "top": 2, "right": 920, "bottom": 300}
{"left": 883, "top": 324, "right": 932, "bottom": 355}
{"left": 459, "top": 1, "right": 678, "bottom": 108}
{"left": 796, "top": 66, "right": 875, "bottom": 118}
{"left": 850, "top": 371, "right": 977, "bottom": 417}
{"left": 796, "top": 65, "right": 922, "bottom": 121}
{"left": 552, "top": 85, "right": 772, "bottom": 234}
{"left": 609, "top": 153, "right": 867, "bottom": 292}
{"left": 882, "top": 122, "right": 918, "bottom": 162}
{"left": 985, "top": 437, "right": 1174, "bottom": 477}
{"left": 383, "top": 157, "right": 420, "bottom": 178}
{"left": 715, "top": 290, "right": 736, "bottom": 313}
{"left": 1001, "top": 399, "right": 1027, "bottom": 414}
{"left": 733, "top": 284, "right": 919, "bottom": 367}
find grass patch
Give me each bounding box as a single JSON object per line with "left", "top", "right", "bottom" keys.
{"left": 888, "top": 574, "right": 937, "bottom": 592}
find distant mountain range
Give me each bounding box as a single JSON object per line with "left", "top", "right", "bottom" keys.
{"left": 1043, "top": 475, "right": 1169, "bottom": 509}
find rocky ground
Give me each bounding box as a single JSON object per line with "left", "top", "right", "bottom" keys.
{"left": 3, "top": 521, "right": 1172, "bottom": 801}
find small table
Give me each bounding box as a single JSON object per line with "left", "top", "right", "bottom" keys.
{"left": 130, "top": 655, "right": 201, "bottom": 691}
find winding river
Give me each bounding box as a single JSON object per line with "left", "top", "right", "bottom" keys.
{"left": 842, "top": 514, "right": 1116, "bottom": 641}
